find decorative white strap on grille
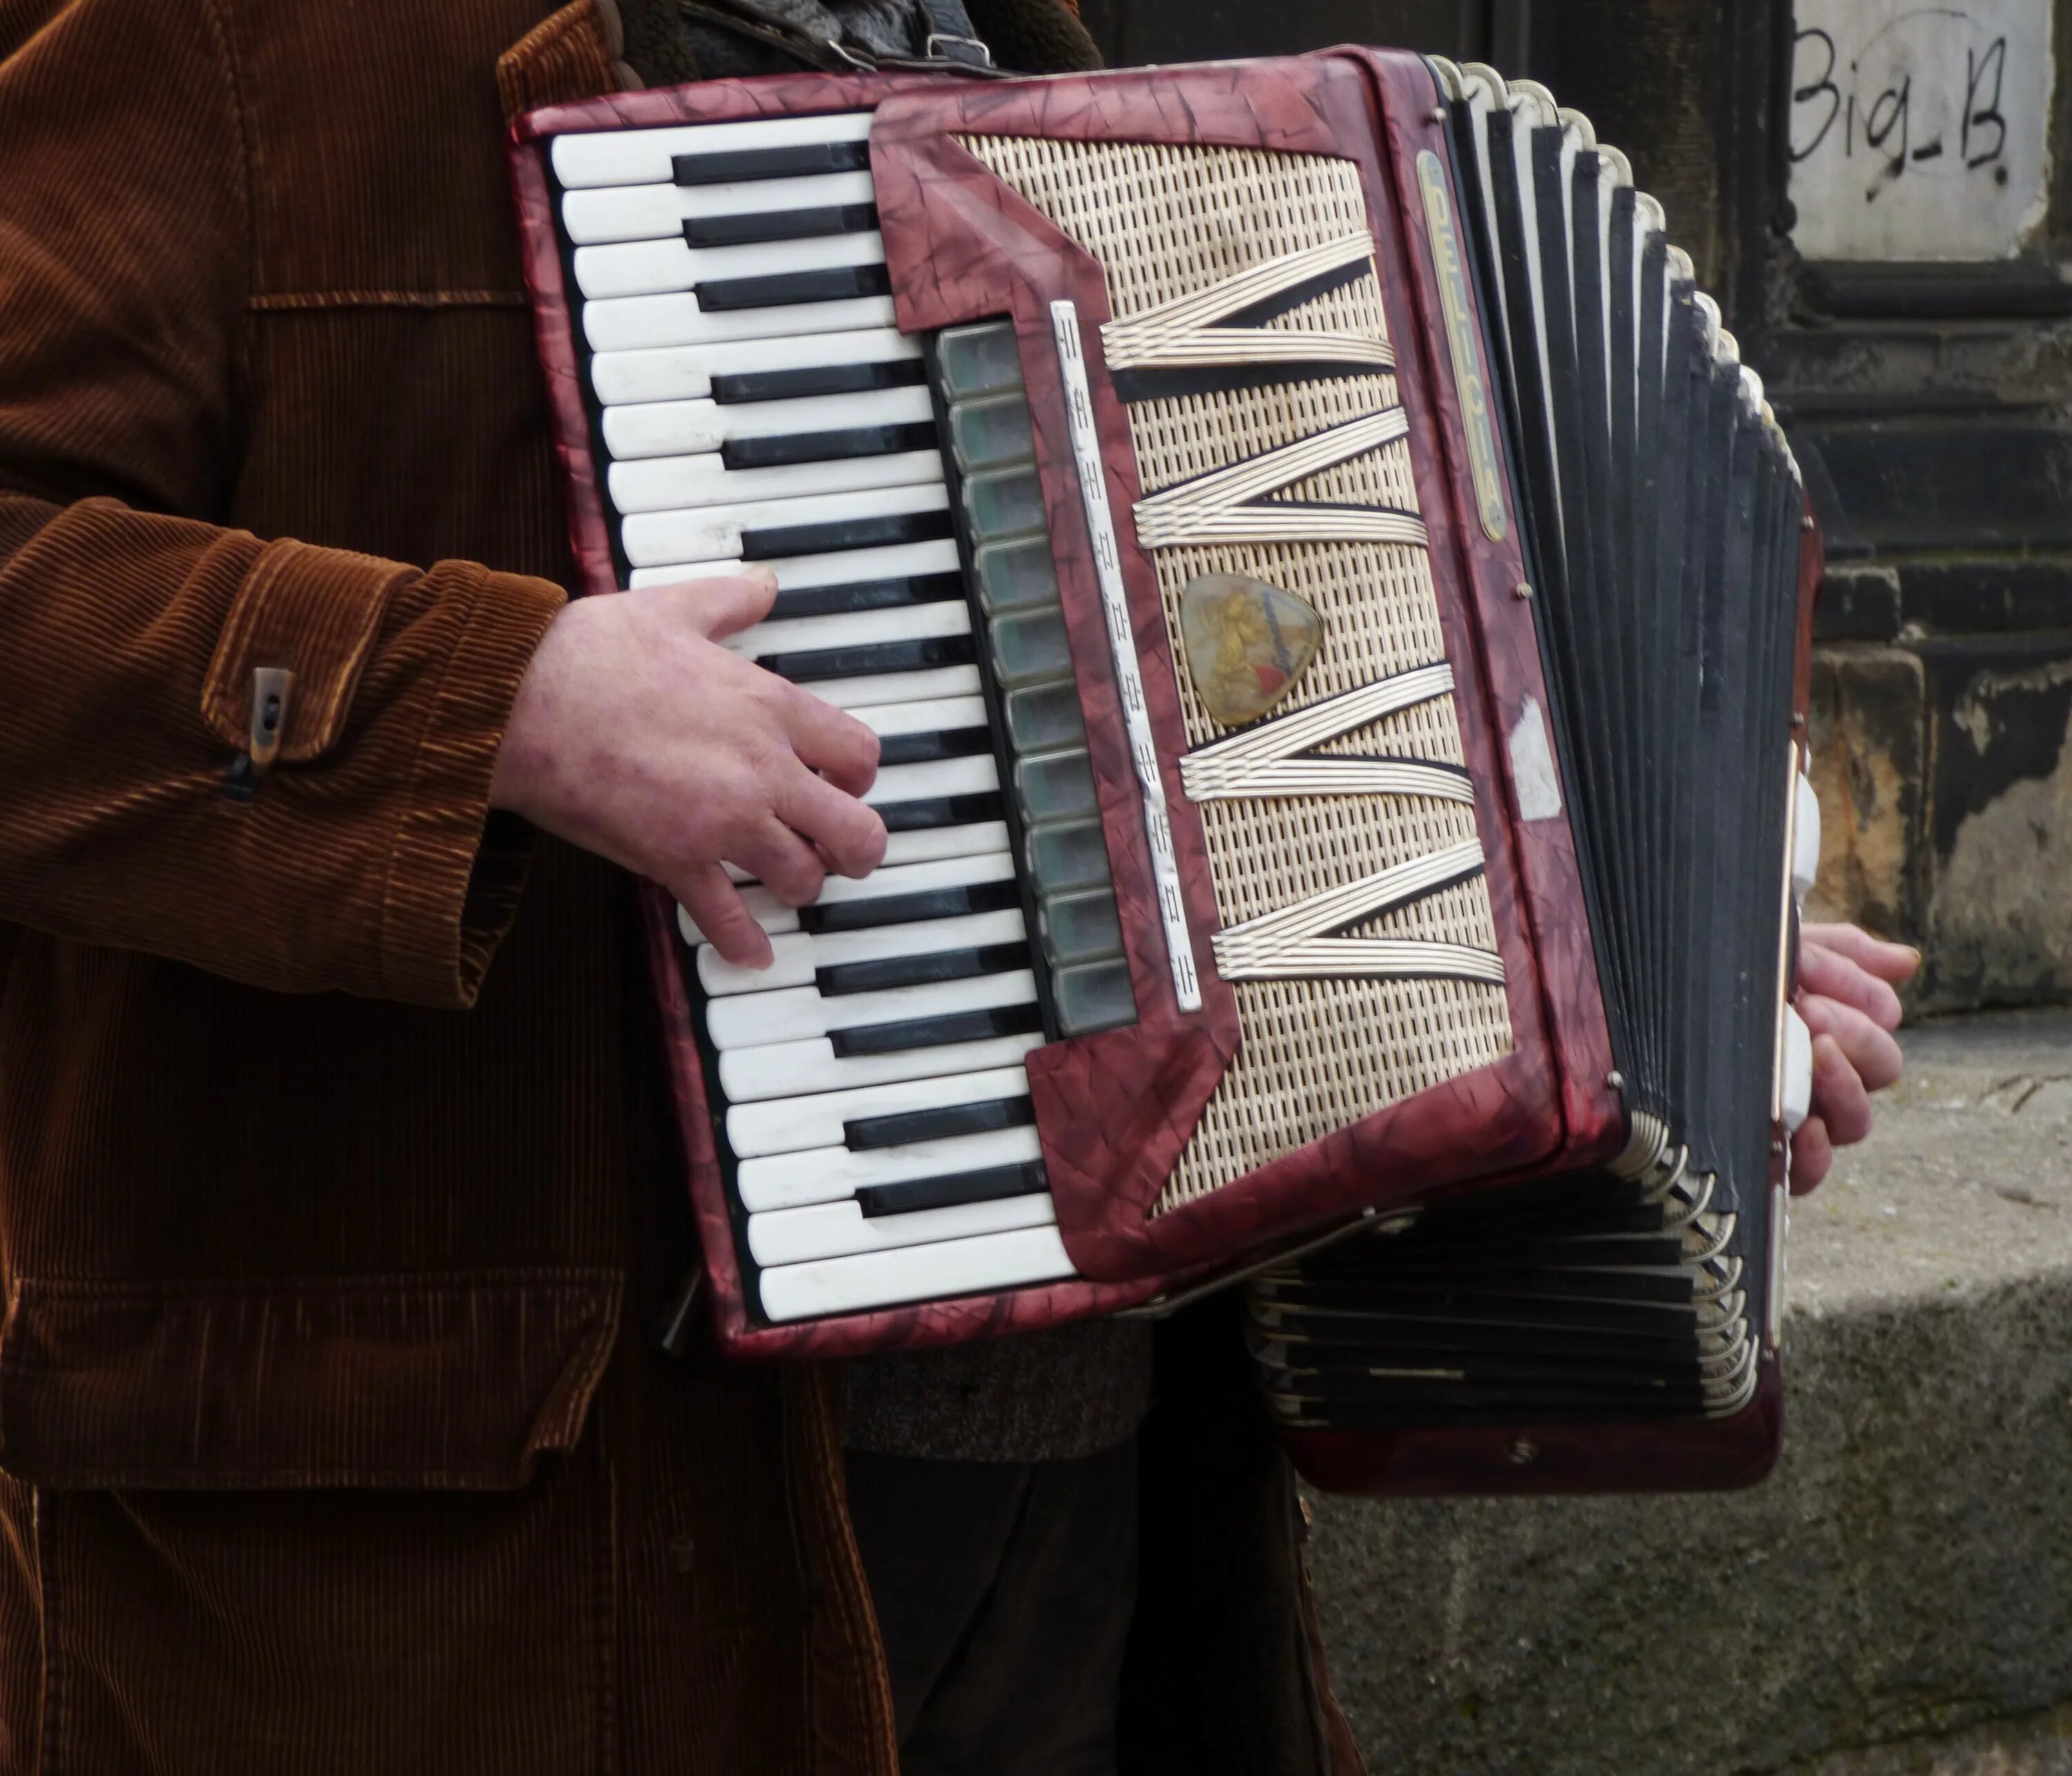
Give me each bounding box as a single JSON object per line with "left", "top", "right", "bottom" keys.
{"left": 1180, "top": 663, "right": 1461, "bottom": 801}
{"left": 1211, "top": 838, "right": 1504, "bottom": 985}
{"left": 1050, "top": 299, "right": 1202, "bottom": 1014}
{"left": 1100, "top": 231, "right": 1394, "bottom": 374}
{"left": 1133, "top": 409, "right": 1426, "bottom": 551}
{"left": 1187, "top": 760, "right": 1472, "bottom": 801}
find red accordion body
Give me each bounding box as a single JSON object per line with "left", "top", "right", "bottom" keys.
{"left": 510, "top": 49, "right": 1817, "bottom": 1492}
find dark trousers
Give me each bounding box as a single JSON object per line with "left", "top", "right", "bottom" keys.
{"left": 844, "top": 1440, "right": 1140, "bottom": 1776}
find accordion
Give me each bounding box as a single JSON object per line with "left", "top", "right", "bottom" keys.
{"left": 510, "top": 48, "right": 1821, "bottom": 1493}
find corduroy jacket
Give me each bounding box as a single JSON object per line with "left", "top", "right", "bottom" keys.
{"left": 0, "top": 1, "right": 1365, "bottom": 1769}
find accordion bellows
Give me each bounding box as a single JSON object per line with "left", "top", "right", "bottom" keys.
{"left": 510, "top": 48, "right": 1817, "bottom": 1493}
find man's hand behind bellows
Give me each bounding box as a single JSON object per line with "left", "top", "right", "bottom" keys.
{"left": 1790, "top": 922, "right": 1919, "bottom": 1194}
{"left": 490, "top": 572, "right": 886, "bottom": 968}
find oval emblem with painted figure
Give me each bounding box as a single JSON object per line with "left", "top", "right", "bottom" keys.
{"left": 1176, "top": 572, "right": 1324, "bottom": 726}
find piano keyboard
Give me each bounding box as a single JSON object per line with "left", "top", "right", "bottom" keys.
{"left": 551, "top": 110, "right": 1135, "bottom": 1324}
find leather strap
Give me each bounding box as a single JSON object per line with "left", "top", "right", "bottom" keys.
{"left": 913, "top": 0, "right": 990, "bottom": 67}
{"left": 674, "top": 0, "right": 995, "bottom": 72}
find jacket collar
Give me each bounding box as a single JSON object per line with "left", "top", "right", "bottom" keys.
{"left": 498, "top": 0, "right": 634, "bottom": 126}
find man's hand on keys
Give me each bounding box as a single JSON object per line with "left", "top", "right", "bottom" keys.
{"left": 1790, "top": 922, "right": 1920, "bottom": 1194}
{"left": 491, "top": 571, "right": 886, "bottom": 969}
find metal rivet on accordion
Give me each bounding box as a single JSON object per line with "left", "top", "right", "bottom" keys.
{"left": 1506, "top": 1438, "right": 1539, "bottom": 1467}
{"left": 1606, "top": 1071, "right": 1624, "bottom": 1091}
{"left": 1514, "top": 581, "right": 1533, "bottom": 600}
{"left": 1177, "top": 573, "right": 1323, "bottom": 727}
{"left": 1428, "top": 106, "right": 1447, "bottom": 124}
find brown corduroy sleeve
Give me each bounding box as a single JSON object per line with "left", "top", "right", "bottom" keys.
{"left": 0, "top": 0, "right": 564, "bottom": 1009}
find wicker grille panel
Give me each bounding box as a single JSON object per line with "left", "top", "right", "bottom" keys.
{"left": 961, "top": 133, "right": 1514, "bottom": 1210}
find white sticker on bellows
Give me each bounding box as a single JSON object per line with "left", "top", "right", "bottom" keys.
{"left": 1793, "top": 772, "right": 1821, "bottom": 909}
{"left": 1508, "top": 696, "right": 1562, "bottom": 821}
{"left": 1780, "top": 1005, "right": 1813, "bottom": 1134}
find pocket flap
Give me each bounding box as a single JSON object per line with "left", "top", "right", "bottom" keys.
{"left": 0, "top": 1270, "right": 622, "bottom": 1489}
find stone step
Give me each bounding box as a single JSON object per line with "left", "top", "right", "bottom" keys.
{"left": 1307, "top": 1011, "right": 2072, "bottom": 1776}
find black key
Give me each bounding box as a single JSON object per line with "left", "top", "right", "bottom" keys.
{"left": 769, "top": 572, "right": 966, "bottom": 622}
{"left": 827, "top": 1002, "right": 1043, "bottom": 1058}
{"left": 713, "top": 359, "right": 928, "bottom": 406}
{"left": 857, "top": 1160, "right": 1051, "bottom": 1219}
{"left": 876, "top": 792, "right": 1005, "bottom": 834}
{"left": 694, "top": 263, "right": 891, "bottom": 312}
{"left": 740, "top": 508, "right": 954, "bottom": 561}
{"left": 844, "top": 1094, "right": 1035, "bottom": 1150}
{"left": 876, "top": 727, "right": 993, "bottom": 767}
{"left": 683, "top": 202, "right": 879, "bottom": 249}
{"left": 816, "top": 942, "right": 1030, "bottom": 997}
{"left": 672, "top": 140, "right": 872, "bottom": 185}
{"left": 721, "top": 421, "right": 940, "bottom": 472}
{"left": 757, "top": 633, "right": 974, "bottom": 684}
{"left": 801, "top": 879, "right": 1021, "bottom": 935}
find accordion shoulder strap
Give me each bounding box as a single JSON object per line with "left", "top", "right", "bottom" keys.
{"left": 672, "top": 0, "right": 993, "bottom": 71}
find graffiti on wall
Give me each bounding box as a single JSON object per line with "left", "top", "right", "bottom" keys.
{"left": 1788, "top": 0, "right": 2053, "bottom": 260}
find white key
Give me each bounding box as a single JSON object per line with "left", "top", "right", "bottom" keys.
{"left": 722, "top": 1030, "right": 1043, "bottom": 1102}
{"left": 747, "top": 1191, "right": 1055, "bottom": 1268}
{"left": 809, "top": 665, "right": 982, "bottom": 709}
{"left": 719, "top": 820, "right": 1004, "bottom": 884}
{"left": 738, "top": 1125, "right": 1044, "bottom": 1212}
{"left": 621, "top": 483, "right": 946, "bottom": 568}
{"left": 854, "top": 696, "right": 990, "bottom": 739}
{"left": 727, "top": 600, "right": 970, "bottom": 663}
{"left": 698, "top": 907, "right": 1028, "bottom": 997}
{"left": 879, "top": 821, "right": 1011, "bottom": 866}
{"left": 583, "top": 292, "right": 897, "bottom": 352}
{"left": 573, "top": 230, "right": 885, "bottom": 302}
{"left": 726, "top": 1064, "right": 1033, "bottom": 1158}
{"left": 590, "top": 327, "right": 919, "bottom": 408}
{"left": 562, "top": 170, "right": 878, "bottom": 245}
{"left": 707, "top": 968, "right": 1035, "bottom": 1051}
{"left": 608, "top": 447, "right": 942, "bottom": 517}
{"left": 864, "top": 754, "right": 998, "bottom": 808}
{"left": 602, "top": 385, "right": 937, "bottom": 462}
{"left": 757, "top": 1225, "right": 1076, "bottom": 1321}
{"left": 551, "top": 113, "right": 874, "bottom": 190}
{"left": 629, "top": 536, "right": 959, "bottom": 593}
{"left": 677, "top": 850, "right": 1017, "bottom": 944}
{"left": 718, "top": 819, "right": 1008, "bottom": 876}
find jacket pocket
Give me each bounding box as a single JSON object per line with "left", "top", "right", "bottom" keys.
{"left": 0, "top": 1268, "right": 621, "bottom": 1489}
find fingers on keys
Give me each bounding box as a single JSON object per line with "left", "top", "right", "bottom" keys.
{"left": 782, "top": 683, "right": 882, "bottom": 801}
{"left": 678, "top": 863, "right": 774, "bottom": 970}
{"left": 740, "top": 820, "right": 828, "bottom": 909}
{"left": 666, "top": 566, "right": 779, "bottom": 638}
{"left": 774, "top": 763, "right": 887, "bottom": 881}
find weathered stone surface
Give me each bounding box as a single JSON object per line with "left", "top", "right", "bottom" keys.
{"left": 1309, "top": 1013, "right": 2072, "bottom": 1776}
{"left": 1806, "top": 641, "right": 1926, "bottom": 943}
{"left": 1921, "top": 640, "right": 2072, "bottom": 1011}
{"left": 1783, "top": 1703, "right": 2072, "bottom": 1775}
{"left": 1805, "top": 627, "right": 2072, "bottom": 1014}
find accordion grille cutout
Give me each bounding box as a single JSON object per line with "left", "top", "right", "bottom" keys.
{"left": 959, "top": 132, "right": 1515, "bottom": 1210}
